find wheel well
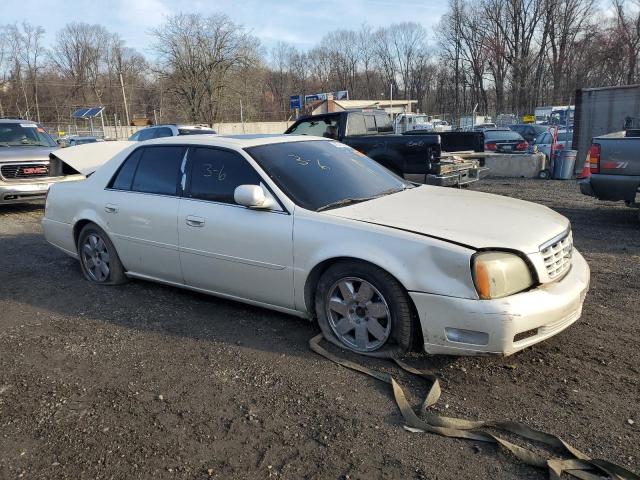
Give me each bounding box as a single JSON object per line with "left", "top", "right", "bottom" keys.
{"left": 303, "top": 257, "right": 424, "bottom": 349}
{"left": 73, "top": 219, "right": 94, "bottom": 248}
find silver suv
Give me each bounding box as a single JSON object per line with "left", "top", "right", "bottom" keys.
{"left": 128, "top": 124, "right": 216, "bottom": 141}
{"left": 0, "top": 119, "right": 81, "bottom": 205}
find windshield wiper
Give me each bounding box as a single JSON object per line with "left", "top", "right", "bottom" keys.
{"left": 316, "top": 187, "right": 406, "bottom": 212}
{"left": 316, "top": 197, "right": 372, "bottom": 212}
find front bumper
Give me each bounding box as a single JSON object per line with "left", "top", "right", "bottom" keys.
{"left": 410, "top": 250, "right": 590, "bottom": 356}
{"left": 0, "top": 176, "right": 82, "bottom": 205}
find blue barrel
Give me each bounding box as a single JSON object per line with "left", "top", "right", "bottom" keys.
{"left": 552, "top": 150, "right": 577, "bottom": 180}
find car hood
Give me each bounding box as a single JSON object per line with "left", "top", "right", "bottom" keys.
{"left": 323, "top": 185, "right": 569, "bottom": 254}
{"left": 50, "top": 141, "right": 135, "bottom": 176}
{"left": 0, "top": 146, "right": 55, "bottom": 163}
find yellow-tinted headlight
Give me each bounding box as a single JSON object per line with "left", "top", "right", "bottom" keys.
{"left": 472, "top": 252, "right": 534, "bottom": 300}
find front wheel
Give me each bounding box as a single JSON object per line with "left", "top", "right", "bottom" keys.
{"left": 315, "top": 261, "right": 414, "bottom": 354}
{"left": 77, "top": 223, "right": 128, "bottom": 285}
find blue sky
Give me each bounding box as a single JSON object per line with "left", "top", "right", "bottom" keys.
{"left": 5, "top": 0, "right": 449, "bottom": 55}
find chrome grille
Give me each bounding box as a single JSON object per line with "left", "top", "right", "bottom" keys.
{"left": 0, "top": 163, "right": 50, "bottom": 180}
{"left": 540, "top": 230, "right": 573, "bottom": 280}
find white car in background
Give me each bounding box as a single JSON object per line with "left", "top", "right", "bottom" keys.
{"left": 532, "top": 128, "right": 573, "bottom": 159}
{"left": 42, "top": 135, "right": 590, "bottom": 356}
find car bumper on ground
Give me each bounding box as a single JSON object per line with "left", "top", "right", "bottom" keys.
{"left": 0, "top": 176, "right": 82, "bottom": 205}
{"left": 410, "top": 249, "right": 590, "bottom": 356}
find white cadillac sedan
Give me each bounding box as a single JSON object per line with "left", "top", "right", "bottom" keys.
{"left": 42, "top": 134, "right": 590, "bottom": 356}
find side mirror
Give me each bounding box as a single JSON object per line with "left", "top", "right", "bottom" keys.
{"left": 234, "top": 185, "right": 274, "bottom": 209}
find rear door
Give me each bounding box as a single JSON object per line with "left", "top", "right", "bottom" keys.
{"left": 178, "top": 146, "right": 294, "bottom": 308}
{"left": 103, "top": 145, "right": 186, "bottom": 283}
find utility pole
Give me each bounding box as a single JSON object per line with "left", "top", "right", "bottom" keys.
{"left": 119, "top": 73, "right": 131, "bottom": 136}
{"left": 240, "top": 100, "right": 245, "bottom": 133}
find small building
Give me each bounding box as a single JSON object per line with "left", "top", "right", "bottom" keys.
{"left": 309, "top": 98, "right": 417, "bottom": 117}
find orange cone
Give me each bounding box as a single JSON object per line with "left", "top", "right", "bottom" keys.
{"left": 576, "top": 154, "right": 591, "bottom": 179}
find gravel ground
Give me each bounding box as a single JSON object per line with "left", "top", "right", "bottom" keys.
{"left": 0, "top": 178, "right": 638, "bottom": 480}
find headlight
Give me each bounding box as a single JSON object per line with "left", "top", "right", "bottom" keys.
{"left": 472, "top": 251, "right": 534, "bottom": 299}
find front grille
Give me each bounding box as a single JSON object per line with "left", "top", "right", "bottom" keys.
{"left": 0, "top": 163, "right": 50, "bottom": 180}
{"left": 540, "top": 230, "right": 573, "bottom": 280}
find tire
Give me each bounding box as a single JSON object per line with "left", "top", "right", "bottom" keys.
{"left": 538, "top": 169, "right": 551, "bottom": 180}
{"left": 77, "top": 223, "right": 128, "bottom": 285}
{"left": 315, "top": 261, "right": 414, "bottom": 354}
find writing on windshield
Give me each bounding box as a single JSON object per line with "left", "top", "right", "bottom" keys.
{"left": 246, "top": 140, "right": 408, "bottom": 211}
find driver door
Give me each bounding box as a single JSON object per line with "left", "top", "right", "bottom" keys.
{"left": 178, "top": 147, "right": 295, "bottom": 309}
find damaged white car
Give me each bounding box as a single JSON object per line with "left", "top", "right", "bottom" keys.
{"left": 42, "top": 135, "right": 590, "bottom": 356}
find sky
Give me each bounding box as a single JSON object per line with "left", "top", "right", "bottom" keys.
{"left": 5, "top": 0, "right": 449, "bottom": 56}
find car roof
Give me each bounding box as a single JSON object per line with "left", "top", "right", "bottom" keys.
{"left": 141, "top": 133, "right": 331, "bottom": 149}
{"left": 0, "top": 118, "right": 39, "bottom": 124}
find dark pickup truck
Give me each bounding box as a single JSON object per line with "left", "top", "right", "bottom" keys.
{"left": 580, "top": 130, "right": 640, "bottom": 218}
{"left": 285, "top": 110, "right": 485, "bottom": 187}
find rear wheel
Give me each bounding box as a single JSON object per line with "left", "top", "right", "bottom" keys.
{"left": 315, "top": 261, "right": 414, "bottom": 354}
{"left": 538, "top": 169, "right": 551, "bottom": 179}
{"left": 77, "top": 223, "right": 127, "bottom": 285}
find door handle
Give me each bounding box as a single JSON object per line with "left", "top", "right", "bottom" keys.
{"left": 104, "top": 203, "right": 118, "bottom": 214}
{"left": 185, "top": 215, "right": 205, "bottom": 227}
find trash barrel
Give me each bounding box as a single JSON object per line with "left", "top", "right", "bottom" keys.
{"left": 552, "top": 150, "right": 577, "bottom": 180}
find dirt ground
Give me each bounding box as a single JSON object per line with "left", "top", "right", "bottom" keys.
{"left": 0, "top": 178, "right": 638, "bottom": 480}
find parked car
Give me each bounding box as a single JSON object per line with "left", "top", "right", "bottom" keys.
{"left": 43, "top": 134, "right": 589, "bottom": 356}
{"left": 59, "top": 136, "right": 102, "bottom": 147}
{"left": 0, "top": 119, "right": 83, "bottom": 204}
{"left": 129, "top": 124, "right": 216, "bottom": 141}
{"left": 509, "top": 124, "right": 549, "bottom": 144}
{"left": 472, "top": 123, "right": 497, "bottom": 131}
{"left": 532, "top": 129, "right": 573, "bottom": 159}
{"left": 286, "top": 110, "right": 485, "bottom": 186}
{"left": 580, "top": 130, "right": 640, "bottom": 216}
{"left": 483, "top": 129, "right": 529, "bottom": 153}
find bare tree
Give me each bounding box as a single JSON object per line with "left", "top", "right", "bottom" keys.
{"left": 151, "top": 13, "right": 259, "bottom": 125}
{"left": 613, "top": 0, "right": 640, "bottom": 84}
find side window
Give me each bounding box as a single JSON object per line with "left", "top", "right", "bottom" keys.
{"left": 129, "top": 131, "right": 141, "bottom": 141}
{"left": 188, "top": 147, "right": 261, "bottom": 204}
{"left": 110, "top": 148, "right": 143, "bottom": 190}
{"left": 138, "top": 128, "right": 156, "bottom": 141}
{"left": 346, "top": 114, "right": 367, "bottom": 136}
{"left": 375, "top": 115, "right": 393, "bottom": 133}
{"left": 153, "top": 127, "right": 173, "bottom": 138}
{"left": 131, "top": 146, "right": 185, "bottom": 195}
{"left": 364, "top": 115, "right": 377, "bottom": 133}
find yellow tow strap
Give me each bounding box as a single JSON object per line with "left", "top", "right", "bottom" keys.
{"left": 309, "top": 334, "right": 638, "bottom": 480}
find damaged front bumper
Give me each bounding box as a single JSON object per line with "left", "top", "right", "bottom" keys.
{"left": 410, "top": 249, "right": 590, "bottom": 356}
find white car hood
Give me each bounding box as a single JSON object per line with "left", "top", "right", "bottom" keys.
{"left": 51, "top": 141, "right": 135, "bottom": 176}
{"left": 324, "top": 185, "right": 569, "bottom": 254}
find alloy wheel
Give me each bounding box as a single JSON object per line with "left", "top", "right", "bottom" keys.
{"left": 81, "top": 233, "right": 111, "bottom": 282}
{"left": 325, "top": 277, "right": 392, "bottom": 352}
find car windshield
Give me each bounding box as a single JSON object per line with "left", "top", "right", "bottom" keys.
{"left": 0, "top": 123, "right": 57, "bottom": 147}
{"left": 178, "top": 128, "right": 216, "bottom": 135}
{"left": 485, "top": 130, "right": 522, "bottom": 141}
{"left": 246, "top": 140, "right": 410, "bottom": 211}
{"left": 286, "top": 118, "right": 340, "bottom": 138}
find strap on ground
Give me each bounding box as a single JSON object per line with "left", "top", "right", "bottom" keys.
{"left": 309, "top": 334, "right": 638, "bottom": 480}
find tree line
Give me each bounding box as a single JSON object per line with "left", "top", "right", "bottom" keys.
{"left": 1, "top": 0, "right": 639, "bottom": 129}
